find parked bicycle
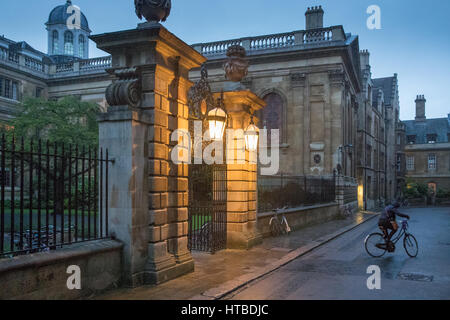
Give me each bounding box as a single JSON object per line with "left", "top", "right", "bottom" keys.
{"left": 199, "top": 221, "right": 211, "bottom": 243}
{"left": 364, "top": 219, "right": 418, "bottom": 258}
{"left": 341, "top": 204, "right": 353, "bottom": 219}
{"left": 269, "top": 206, "right": 291, "bottom": 236}
{"left": 12, "top": 225, "right": 75, "bottom": 255}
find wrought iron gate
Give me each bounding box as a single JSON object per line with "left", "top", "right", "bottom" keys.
{"left": 188, "top": 164, "right": 227, "bottom": 253}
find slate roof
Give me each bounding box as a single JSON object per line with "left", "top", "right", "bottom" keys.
{"left": 403, "top": 117, "right": 450, "bottom": 144}
{"left": 0, "top": 35, "right": 48, "bottom": 60}
{"left": 9, "top": 41, "right": 47, "bottom": 57}
{"left": 372, "top": 76, "right": 396, "bottom": 106}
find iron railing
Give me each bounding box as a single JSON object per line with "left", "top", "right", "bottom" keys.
{"left": 188, "top": 164, "right": 227, "bottom": 253}
{"left": 258, "top": 174, "right": 336, "bottom": 212}
{"left": 0, "top": 135, "right": 112, "bottom": 258}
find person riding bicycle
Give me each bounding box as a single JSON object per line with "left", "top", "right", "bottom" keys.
{"left": 378, "top": 202, "right": 410, "bottom": 248}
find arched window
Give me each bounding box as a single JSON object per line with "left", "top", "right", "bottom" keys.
{"left": 260, "top": 92, "right": 284, "bottom": 145}
{"left": 64, "top": 31, "right": 74, "bottom": 56}
{"left": 78, "top": 35, "right": 85, "bottom": 58}
{"left": 52, "top": 30, "right": 59, "bottom": 54}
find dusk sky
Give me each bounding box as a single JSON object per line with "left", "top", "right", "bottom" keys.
{"left": 1, "top": 0, "right": 449, "bottom": 120}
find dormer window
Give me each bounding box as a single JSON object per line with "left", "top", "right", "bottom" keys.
{"left": 427, "top": 134, "right": 437, "bottom": 144}
{"left": 407, "top": 135, "right": 416, "bottom": 144}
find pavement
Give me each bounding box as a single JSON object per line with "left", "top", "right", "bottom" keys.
{"left": 224, "top": 207, "right": 450, "bottom": 300}
{"left": 96, "top": 209, "right": 379, "bottom": 300}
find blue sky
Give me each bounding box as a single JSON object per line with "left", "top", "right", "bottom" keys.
{"left": 1, "top": 0, "right": 449, "bottom": 120}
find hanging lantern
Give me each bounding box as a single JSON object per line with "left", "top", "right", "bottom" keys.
{"left": 245, "top": 121, "right": 259, "bottom": 151}
{"left": 207, "top": 107, "right": 227, "bottom": 141}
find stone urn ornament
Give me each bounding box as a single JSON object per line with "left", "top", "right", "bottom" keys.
{"left": 134, "top": 0, "right": 172, "bottom": 23}
{"left": 224, "top": 45, "right": 249, "bottom": 82}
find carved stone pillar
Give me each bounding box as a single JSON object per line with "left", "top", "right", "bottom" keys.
{"left": 214, "top": 91, "right": 266, "bottom": 249}
{"left": 92, "top": 23, "right": 206, "bottom": 286}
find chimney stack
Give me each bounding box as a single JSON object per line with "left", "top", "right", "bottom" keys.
{"left": 359, "top": 50, "right": 370, "bottom": 71}
{"left": 415, "top": 95, "right": 426, "bottom": 121}
{"left": 305, "top": 6, "right": 324, "bottom": 30}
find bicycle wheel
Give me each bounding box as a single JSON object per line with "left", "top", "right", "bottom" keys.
{"left": 270, "top": 221, "right": 282, "bottom": 237}
{"left": 200, "top": 222, "right": 211, "bottom": 243}
{"left": 403, "top": 234, "right": 418, "bottom": 258}
{"left": 365, "top": 233, "right": 387, "bottom": 257}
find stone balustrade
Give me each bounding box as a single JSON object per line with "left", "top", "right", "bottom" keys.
{"left": 54, "top": 56, "right": 112, "bottom": 74}
{"left": 79, "top": 56, "right": 112, "bottom": 71}
{"left": 55, "top": 62, "right": 74, "bottom": 73}
{"left": 0, "top": 47, "right": 111, "bottom": 77}
{"left": 196, "top": 39, "right": 243, "bottom": 56}
{"left": 24, "top": 56, "right": 44, "bottom": 72}
{"left": 192, "top": 26, "right": 347, "bottom": 57}
{"left": 249, "top": 32, "right": 296, "bottom": 50}
{"left": 0, "top": 47, "right": 19, "bottom": 64}
{"left": 303, "top": 28, "right": 333, "bottom": 43}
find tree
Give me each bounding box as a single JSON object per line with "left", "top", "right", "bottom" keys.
{"left": 2, "top": 96, "right": 101, "bottom": 215}
{"left": 9, "top": 96, "right": 100, "bottom": 148}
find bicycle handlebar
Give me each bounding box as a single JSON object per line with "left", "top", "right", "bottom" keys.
{"left": 272, "top": 206, "right": 288, "bottom": 212}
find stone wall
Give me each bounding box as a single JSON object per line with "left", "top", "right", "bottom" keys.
{"left": 190, "top": 52, "right": 359, "bottom": 180}
{"left": 0, "top": 239, "right": 122, "bottom": 300}
{"left": 405, "top": 143, "right": 450, "bottom": 191}
{"left": 257, "top": 203, "right": 339, "bottom": 237}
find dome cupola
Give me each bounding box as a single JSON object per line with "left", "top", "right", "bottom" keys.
{"left": 45, "top": 0, "right": 91, "bottom": 59}
{"left": 46, "top": 0, "right": 90, "bottom": 33}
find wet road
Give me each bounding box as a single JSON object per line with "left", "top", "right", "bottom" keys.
{"left": 226, "top": 207, "right": 450, "bottom": 300}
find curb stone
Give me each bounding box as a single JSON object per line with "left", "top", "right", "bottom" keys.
{"left": 191, "top": 212, "right": 380, "bottom": 300}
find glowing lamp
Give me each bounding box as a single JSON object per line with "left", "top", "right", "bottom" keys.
{"left": 207, "top": 107, "right": 227, "bottom": 141}
{"left": 245, "top": 123, "right": 259, "bottom": 151}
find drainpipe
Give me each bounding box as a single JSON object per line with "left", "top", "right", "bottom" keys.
{"left": 384, "top": 110, "right": 388, "bottom": 205}
{"left": 364, "top": 100, "right": 367, "bottom": 211}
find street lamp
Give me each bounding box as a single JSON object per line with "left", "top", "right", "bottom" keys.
{"left": 244, "top": 116, "right": 259, "bottom": 151}
{"left": 207, "top": 106, "right": 227, "bottom": 142}
{"left": 188, "top": 65, "right": 229, "bottom": 142}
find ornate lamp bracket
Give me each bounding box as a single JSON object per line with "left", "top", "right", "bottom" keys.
{"left": 188, "top": 64, "right": 224, "bottom": 120}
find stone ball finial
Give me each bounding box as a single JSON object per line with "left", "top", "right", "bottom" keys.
{"left": 224, "top": 45, "right": 249, "bottom": 83}
{"left": 134, "top": 0, "right": 171, "bottom": 23}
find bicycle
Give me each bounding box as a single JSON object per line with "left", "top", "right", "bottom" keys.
{"left": 341, "top": 204, "right": 353, "bottom": 219}
{"left": 269, "top": 206, "right": 291, "bottom": 236}
{"left": 199, "top": 221, "right": 211, "bottom": 243}
{"left": 364, "top": 219, "right": 418, "bottom": 258}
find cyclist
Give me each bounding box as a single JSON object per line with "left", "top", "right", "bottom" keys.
{"left": 378, "top": 202, "right": 410, "bottom": 248}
